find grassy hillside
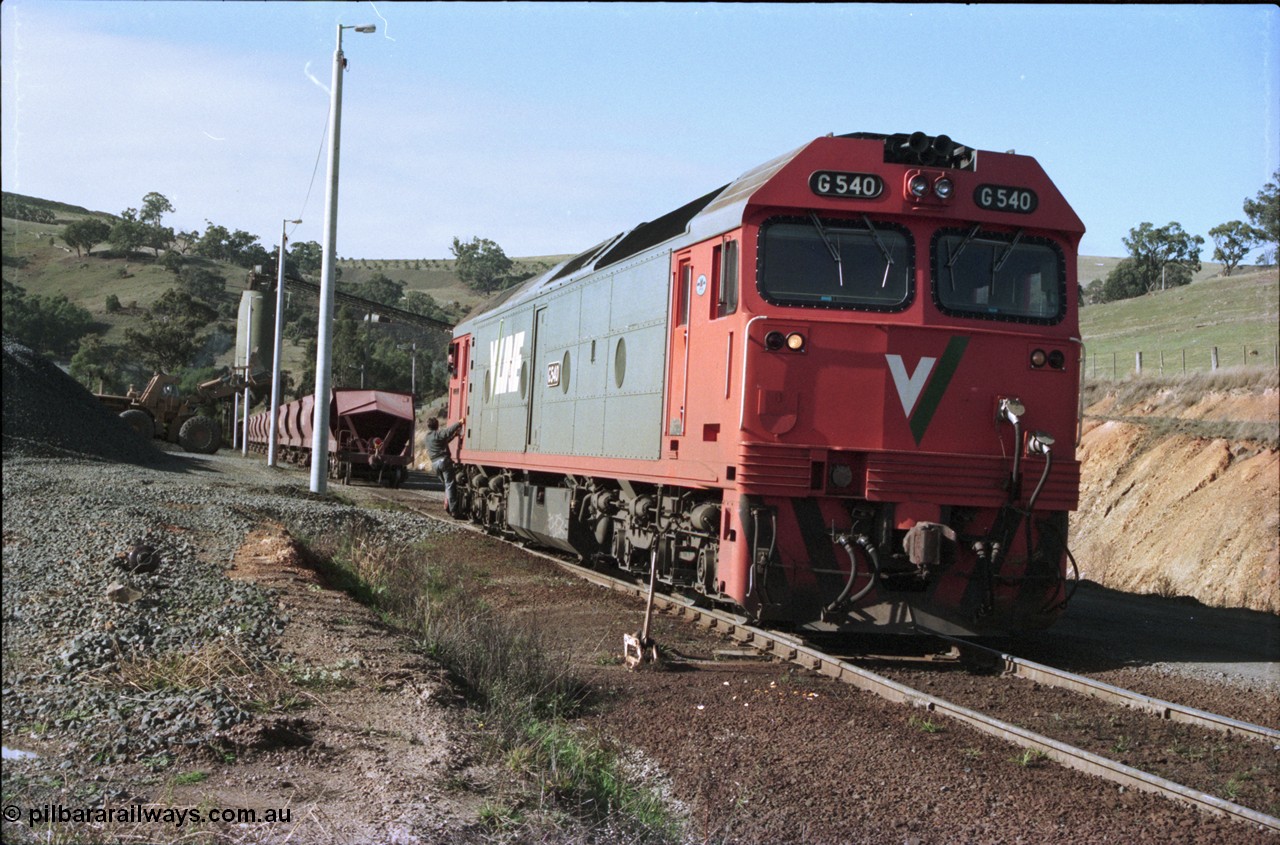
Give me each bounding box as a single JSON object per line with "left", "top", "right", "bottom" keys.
{"left": 1079, "top": 268, "right": 1278, "bottom": 377}
{"left": 3, "top": 192, "right": 115, "bottom": 222}
{"left": 1, "top": 193, "right": 569, "bottom": 334}
{"left": 335, "top": 253, "right": 568, "bottom": 314}
{"left": 1076, "top": 255, "right": 1249, "bottom": 288}
{"left": 3, "top": 214, "right": 177, "bottom": 348}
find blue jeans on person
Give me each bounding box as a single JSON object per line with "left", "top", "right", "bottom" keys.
{"left": 433, "top": 458, "right": 458, "bottom": 515}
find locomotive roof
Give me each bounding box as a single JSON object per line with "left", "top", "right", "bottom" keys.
{"left": 458, "top": 131, "right": 1080, "bottom": 327}
{"left": 459, "top": 141, "right": 804, "bottom": 325}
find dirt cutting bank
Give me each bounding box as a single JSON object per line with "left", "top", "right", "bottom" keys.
{"left": 1072, "top": 373, "right": 1279, "bottom": 614}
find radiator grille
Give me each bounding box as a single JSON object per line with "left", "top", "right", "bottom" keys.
{"left": 736, "top": 442, "right": 1080, "bottom": 510}
{"left": 737, "top": 443, "right": 812, "bottom": 491}
{"left": 865, "top": 452, "right": 1078, "bottom": 510}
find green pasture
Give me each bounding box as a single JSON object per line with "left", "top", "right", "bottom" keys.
{"left": 1079, "top": 268, "right": 1278, "bottom": 378}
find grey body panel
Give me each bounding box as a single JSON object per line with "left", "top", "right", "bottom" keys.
{"left": 464, "top": 250, "right": 671, "bottom": 462}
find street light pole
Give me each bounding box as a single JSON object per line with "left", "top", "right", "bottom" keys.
{"left": 309, "top": 23, "right": 375, "bottom": 493}
{"left": 241, "top": 294, "right": 252, "bottom": 457}
{"left": 268, "top": 218, "right": 302, "bottom": 467}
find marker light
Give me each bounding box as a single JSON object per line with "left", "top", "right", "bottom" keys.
{"left": 1030, "top": 349, "right": 1048, "bottom": 368}
{"left": 934, "top": 178, "right": 954, "bottom": 199}
{"left": 765, "top": 331, "right": 805, "bottom": 352}
{"left": 1048, "top": 350, "right": 1066, "bottom": 370}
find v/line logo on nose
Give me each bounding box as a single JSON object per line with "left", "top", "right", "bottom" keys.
{"left": 885, "top": 336, "right": 969, "bottom": 444}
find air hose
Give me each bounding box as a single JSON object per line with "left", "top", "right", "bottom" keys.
{"left": 825, "top": 534, "right": 880, "bottom": 613}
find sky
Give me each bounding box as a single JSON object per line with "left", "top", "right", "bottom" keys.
{"left": 2, "top": 2, "right": 1277, "bottom": 270}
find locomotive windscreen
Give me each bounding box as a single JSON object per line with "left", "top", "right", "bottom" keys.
{"left": 757, "top": 216, "right": 913, "bottom": 310}
{"left": 932, "top": 229, "right": 1066, "bottom": 323}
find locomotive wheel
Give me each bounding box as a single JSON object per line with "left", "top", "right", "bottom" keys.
{"left": 178, "top": 415, "right": 221, "bottom": 454}
{"left": 119, "top": 409, "right": 154, "bottom": 441}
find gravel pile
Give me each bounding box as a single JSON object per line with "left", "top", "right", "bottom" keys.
{"left": 2, "top": 336, "right": 180, "bottom": 467}
{"left": 2, "top": 339, "right": 462, "bottom": 802}
{"left": 2, "top": 454, "right": 460, "bottom": 798}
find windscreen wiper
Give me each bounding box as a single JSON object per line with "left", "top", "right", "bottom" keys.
{"left": 809, "top": 212, "right": 844, "bottom": 287}
{"left": 993, "top": 229, "right": 1024, "bottom": 274}
{"left": 862, "top": 215, "right": 894, "bottom": 288}
{"left": 946, "top": 224, "right": 982, "bottom": 270}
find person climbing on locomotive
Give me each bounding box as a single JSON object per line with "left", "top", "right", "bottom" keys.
{"left": 426, "top": 416, "right": 465, "bottom": 516}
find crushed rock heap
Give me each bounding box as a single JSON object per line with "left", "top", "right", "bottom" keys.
{"left": 2, "top": 336, "right": 177, "bottom": 467}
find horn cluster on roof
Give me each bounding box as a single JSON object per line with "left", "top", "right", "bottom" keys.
{"left": 884, "top": 131, "right": 976, "bottom": 171}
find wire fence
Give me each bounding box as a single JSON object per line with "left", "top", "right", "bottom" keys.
{"left": 1083, "top": 343, "right": 1279, "bottom": 379}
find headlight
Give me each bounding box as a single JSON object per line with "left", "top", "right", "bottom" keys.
{"left": 934, "top": 178, "right": 954, "bottom": 199}
{"left": 909, "top": 175, "right": 930, "bottom": 198}
{"left": 1030, "top": 349, "right": 1047, "bottom": 368}
{"left": 830, "top": 464, "right": 854, "bottom": 488}
{"left": 786, "top": 332, "right": 806, "bottom": 351}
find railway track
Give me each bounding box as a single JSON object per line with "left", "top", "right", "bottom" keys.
{"left": 920, "top": 633, "right": 1280, "bottom": 745}
{"left": 374, "top": 486, "right": 1280, "bottom": 834}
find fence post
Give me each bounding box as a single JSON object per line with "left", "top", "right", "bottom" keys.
{"left": 1135, "top": 351, "right": 1142, "bottom": 374}
{"left": 1159, "top": 350, "right": 1164, "bottom": 375}
{"left": 1211, "top": 347, "right": 1219, "bottom": 371}
{"left": 1112, "top": 351, "right": 1117, "bottom": 379}
{"left": 1182, "top": 348, "right": 1186, "bottom": 374}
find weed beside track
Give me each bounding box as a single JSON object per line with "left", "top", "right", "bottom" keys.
{"left": 302, "top": 527, "right": 686, "bottom": 843}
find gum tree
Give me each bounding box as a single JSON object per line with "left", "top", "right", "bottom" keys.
{"left": 1208, "top": 221, "right": 1258, "bottom": 276}
{"left": 1243, "top": 170, "right": 1278, "bottom": 263}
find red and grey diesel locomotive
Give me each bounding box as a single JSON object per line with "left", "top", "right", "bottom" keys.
{"left": 445, "top": 131, "right": 1084, "bottom": 635}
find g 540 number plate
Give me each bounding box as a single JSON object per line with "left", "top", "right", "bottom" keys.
{"left": 810, "top": 171, "right": 885, "bottom": 200}
{"left": 975, "top": 184, "right": 1038, "bottom": 214}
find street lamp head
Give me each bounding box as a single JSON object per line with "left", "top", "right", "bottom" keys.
{"left": 352, "top": 24, "right": 376, "bottom": 33}
{"left": 287, "top": 219, "right": 302, "bottom": 225}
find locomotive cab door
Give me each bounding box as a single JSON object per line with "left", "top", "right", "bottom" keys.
{"left": 666, "top": 254, "right": 693, "bottom": 445}
{"left": 447, "top": 337, "right": 471, "bottom": 427}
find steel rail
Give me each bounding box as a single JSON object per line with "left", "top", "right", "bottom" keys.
{"left": 921, "top": 630, "right": 1280, "bottom": 745}
{"left": 647, "top": 598, "right": 1280, "bottom": 833}
{"left": 377, "top": 492, "right": 1279, "bottom": 833}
